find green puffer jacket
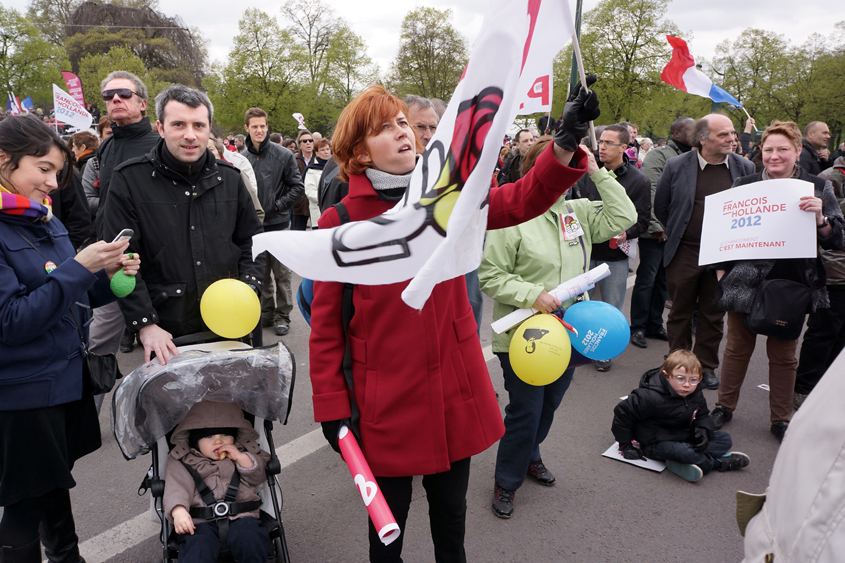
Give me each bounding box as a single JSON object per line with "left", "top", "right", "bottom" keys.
{"left": 480, "top": 167, "right": 637, "bottom": 353}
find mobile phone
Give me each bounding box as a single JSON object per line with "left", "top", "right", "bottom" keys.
{"left": 111, "top": 229, "right": 134, "bottom": 243}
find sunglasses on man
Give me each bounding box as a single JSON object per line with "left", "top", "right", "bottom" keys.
{"left": 102, "top": 88, "right": 138, "bottom": 102}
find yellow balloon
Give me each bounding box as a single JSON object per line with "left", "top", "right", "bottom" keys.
{"left": 200, "top": 279, "right": 261, "bottom": 339}
{"left": 508, "top": 314, "right": 572, "bottom": 386}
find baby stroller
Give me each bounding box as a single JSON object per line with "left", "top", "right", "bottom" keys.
{"left": 112, "top": 335, "right": 296, "bottom": 563}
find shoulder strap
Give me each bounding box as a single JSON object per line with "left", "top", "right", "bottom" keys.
{"left": 333, "top": 201, "right": 350, "bottom": 225}
{"left": 331, "top": 200, "right": 360, "bottom": 440}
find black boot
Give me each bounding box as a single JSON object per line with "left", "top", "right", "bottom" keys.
{"left": 0, "top": 538, "right": 42, "bottom": 563}
{"left": 38, "top": 491, "right": 83, "bottom": 563}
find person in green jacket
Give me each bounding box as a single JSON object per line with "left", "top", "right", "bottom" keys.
{"left": 479, "top": 136, "right": 637, "bottom": 519}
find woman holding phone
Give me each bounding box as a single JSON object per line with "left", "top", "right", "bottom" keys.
{"left": 0, "top": 115, "right": 140, "bottom": 562}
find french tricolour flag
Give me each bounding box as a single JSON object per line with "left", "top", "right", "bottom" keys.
{"left": 660, "top": 35, "right": 742, "bottom": 107}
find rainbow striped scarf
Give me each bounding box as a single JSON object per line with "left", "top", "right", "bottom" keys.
{"left": 0, "top": 185, "right": 53, "bottom": 222}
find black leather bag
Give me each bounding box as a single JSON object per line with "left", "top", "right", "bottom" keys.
{"left": 743, "top": 279, "right": 811, "bottom": 341}
{"left": 71, "top": 308, "right": 122, "bottom": 395}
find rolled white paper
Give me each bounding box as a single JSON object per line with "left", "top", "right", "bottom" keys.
{"left": 491, "top": 263, "right": 611, "bottom": 334}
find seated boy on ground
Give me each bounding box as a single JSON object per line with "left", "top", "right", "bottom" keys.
{"left": 611, "top": 350, "right": 750, "bottom": 482}
{"left": 164, "top": 401, "right": 272, "bottom": 562}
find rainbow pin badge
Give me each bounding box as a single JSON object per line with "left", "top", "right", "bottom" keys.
{"left": 45, "top": 261, "right": 57, "bottom": 274}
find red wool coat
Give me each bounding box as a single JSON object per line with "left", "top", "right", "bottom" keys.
{"left": 310, "top": 144, "right": 588, "bottom": 477}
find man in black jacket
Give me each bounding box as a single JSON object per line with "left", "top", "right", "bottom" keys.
{"left": 242, "top": 107, "right": 304, "bottom": 336}
{"left": 90, "top": 71, "right": 162, "bottom": 355}
{"left": 102, "top": 85, "right": 264, "bottom": 365}
{"left": 799, "top": 121, "right": 832, "bottom": 176}
{"left": 496, "top": 129, "right": 533, "bottom": 185}
{"left": 570, "top": 124, "right": 651, "bottom": 371}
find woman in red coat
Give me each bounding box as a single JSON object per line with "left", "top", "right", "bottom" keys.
{"left": 309, "top": 85, "right": 598, "bottom": 562}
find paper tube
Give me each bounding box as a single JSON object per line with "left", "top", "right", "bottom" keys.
{"left": 491, "top": 263, "right": 611, "bottom": 334}
{"left": 338, "top": 425, "right": 401, "bottom": 545}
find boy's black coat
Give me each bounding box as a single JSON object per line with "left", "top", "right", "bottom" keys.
{"left": 612, "top": 368, "right": 715, "bottom": 449}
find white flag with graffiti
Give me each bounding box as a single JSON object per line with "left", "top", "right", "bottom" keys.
{"left": 252, "top": 0, "right": 575, "bottom": 309}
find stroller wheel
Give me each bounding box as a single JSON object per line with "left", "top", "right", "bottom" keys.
{"left": 271, "top": 536, "right": 285, "bottom": 563}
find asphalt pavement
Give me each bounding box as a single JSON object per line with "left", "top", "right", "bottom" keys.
{"left": 36, "top": 268, "right": 783, "bottom": 562}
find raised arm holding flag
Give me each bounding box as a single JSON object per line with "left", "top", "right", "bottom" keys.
{"left": 254, "top": 0, "right": 600, "bottom": 558}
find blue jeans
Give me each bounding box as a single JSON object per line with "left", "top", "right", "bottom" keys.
{"left": 588, "top": 258, "right": 629, "bottom": 312}
{"left": 178, "top": 517, "right": 269, "bottom": 563}
{"left": 642, "top": 431, "right": 732, "bottom": 475}
{"left": 494, "top": 353, "right": 575, "bottom": 491}
{"left": 630, "top": 237, "right": 668, "bottom": 334}
{"left": 465, "top": 269, "right": 483, "bottom": 337}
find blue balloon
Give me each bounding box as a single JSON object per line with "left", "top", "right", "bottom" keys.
{"left": 563, "top": 301, "right": 630, "bottom": 361}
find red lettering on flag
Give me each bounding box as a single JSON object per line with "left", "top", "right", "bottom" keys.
{"left": 526, "top": 75, "right": 550, "bottom": 106}
{"left": 521, "top": 0, "right": 542, "bottom": 73}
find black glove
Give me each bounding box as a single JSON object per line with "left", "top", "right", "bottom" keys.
{"left": 620, "top": 443, "right": 646, "bottom": 461}
{"left": 691, "top": 428, "right": 709, "bottom": 452}
{"left": 321, "top": 420, "right": 342, "bottom": 454}
{"left": 553, "top": 79, "right": 600, "bottom": 153}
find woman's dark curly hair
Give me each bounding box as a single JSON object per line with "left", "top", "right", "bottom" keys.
{"left": 0, "top": 115, "right": 74, "bottom": 192}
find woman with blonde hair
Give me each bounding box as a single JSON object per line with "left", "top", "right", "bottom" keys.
{"left": 711, "top": 121, "right": 845, "bottom": 442}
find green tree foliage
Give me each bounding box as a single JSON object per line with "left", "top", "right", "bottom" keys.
{"left": 77, "top": 46, "right": 168, "bottom": 119}
{"left": 205, "top": 5, "right": 376, "bottom": 136}
{"left": 386, "top": 7, "right": 468, "bottom": 101}
{"left": 26, "top": 0, "right": 82, "bottom": 46}
{"left": 0, "top": 6, "right": 69, "bottom": 108}
{"left": 712, "top": 23, "right": 845, "bottom": 144}
{"left": 203, "top": 9, "right": 307, "bottom": 133}
{"left": 579, "top": 0, "right": 684, "bottom": 127}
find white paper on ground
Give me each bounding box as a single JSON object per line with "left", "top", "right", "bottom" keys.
{"left": 602, "top": 442, "right": 666, "bottom": 472}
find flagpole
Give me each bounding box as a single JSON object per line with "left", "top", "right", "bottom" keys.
{"left": 740, "top": 106, "right": 758, "bottom": 132}
{"left": 570, "top": 33, "right": 597, "bottom": 151}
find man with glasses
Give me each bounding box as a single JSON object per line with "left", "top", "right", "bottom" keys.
{"left": 570, "top": 124, "right": 651, "bottom": 372}
{"left": 292, "top": 130, "right": 315, "bottom": 231}
{"left": 90, "top": 72, "right": 161, "bottom": 355}
{"left": 242, "top": 107, "right": 304, "bottom": 336}
{"left": 404, "top": 95, "right": 439, "bottom": 148}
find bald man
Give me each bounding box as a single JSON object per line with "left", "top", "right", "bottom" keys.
{"left": 800, "top": 121, "right": 832, "bottom": 175}
{"left": 654, "top": 114, "right": 755, "bottom": 391}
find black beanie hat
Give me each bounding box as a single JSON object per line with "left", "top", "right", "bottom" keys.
{"left": 188, "top": 427, "right": 238, "bottom": 451}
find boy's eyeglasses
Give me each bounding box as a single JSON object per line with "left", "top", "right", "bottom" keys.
{"left": 672, "top": 375, "right": 701, "bottom": 385}
{"left": 102, "top": 88, "right": 137, "bottom": 101}
{"left": 596, "top": 140, "right": 625, "bottom": 147}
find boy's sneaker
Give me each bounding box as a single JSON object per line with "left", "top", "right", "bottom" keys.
{"left": 718, "top": 451, "right": 750, "bottom": 472}
{"left": 665, "top": 460, "right": 703, "bottom": 482}
{"left": 526, "top": 460, "right": 556, "bottom": 486}
{"left": 492, "top": 485, "right": 516, "bottom": 519}
{"left": 710, "top": 406, "right": 733, "bottom": 429}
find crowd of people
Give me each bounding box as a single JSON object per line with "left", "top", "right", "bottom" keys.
{"left": 0, "top": 65, "right": 843, "bottom": 563}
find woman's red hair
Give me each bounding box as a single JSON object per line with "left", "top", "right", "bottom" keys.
{"left": 332, "top": 85, "right": 421, "bottom": 182}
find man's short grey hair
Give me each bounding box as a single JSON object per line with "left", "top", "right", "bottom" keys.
{"left": 100, "top": 71, "right": 149, "bottom": 101}
{"left": 155, "top": 84, "right": 214, "bottom": 123}
{"left": 234, "top": 135, "right": 245, "bottom": 143}
{"left": 693, "top": 114, "right": 719, "bottom": 149}
{"left": 404, "top": 94, "right": 434, "bottom": 112}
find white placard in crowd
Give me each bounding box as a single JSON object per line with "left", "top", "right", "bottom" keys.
{"left": 52, "top": 84, "right": 92, "bottom": 130}
{"left": 253, "top": 0, "right": 576, "bottom": 309}
{"left": 698, "top": 179, "right": 817, "bottom": 266}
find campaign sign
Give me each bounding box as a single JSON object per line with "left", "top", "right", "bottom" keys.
{"left": 698, "top": 179, "right": 816, "bottom": 266}
{"left": 52, "top": 84, "right": 92, "bottom": 130}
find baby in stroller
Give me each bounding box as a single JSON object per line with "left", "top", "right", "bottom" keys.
{"left": 164, "top": 401, "right": 272, "bottom": 563}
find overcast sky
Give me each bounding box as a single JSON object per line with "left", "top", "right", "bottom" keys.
{"left": 2, "top": 0, "right": 836, "bottom": 74}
